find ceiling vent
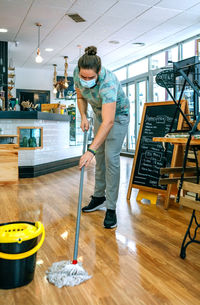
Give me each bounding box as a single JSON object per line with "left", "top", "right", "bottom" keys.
{"left": 67, "top": 14, "right": 86, "bottom": 23}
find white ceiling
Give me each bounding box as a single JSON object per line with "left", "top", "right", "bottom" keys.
{"left": 0, "top": 0, "right": 200, "bottom": 75}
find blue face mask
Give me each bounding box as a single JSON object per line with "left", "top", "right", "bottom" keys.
{"left": 80, "top": 78, "right": 96, "bottom": 88}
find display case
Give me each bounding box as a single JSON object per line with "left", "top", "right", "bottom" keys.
{"left": 52, "top": 97, "right": 83, "bottom": 146}
{"left": 52, "top": 97, "right": 94, "bottom": 145}
{"left": 17, "top": 127, "right": 43, "bottom": 149}
{"left": 67, "top": 103, "right": 76, "bottom": 144}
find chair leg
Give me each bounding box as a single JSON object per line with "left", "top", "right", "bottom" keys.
{"left": 180, "top": 209, "right": 200, "bottom": 259}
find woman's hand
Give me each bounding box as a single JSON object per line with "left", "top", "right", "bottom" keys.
{"left": 80, "top": 117, "right": 89, "bottom": 132}
{"left": 79, "top": 151, "right": 94, "bottom": 169}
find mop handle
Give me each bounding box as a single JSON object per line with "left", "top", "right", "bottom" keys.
{"left": 73, "top": 130, "right": 87, "bottom": 264}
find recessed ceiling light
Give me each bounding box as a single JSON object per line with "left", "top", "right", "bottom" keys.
{"left": 45, "top": 48, "right": 54, "bottom": 52}
{"left": 132, "top": 42, "right": 145, "bottom": 47}
{"left": 0, "top": 28, "right": 8, "bottom": 33}
{"left": 109, "top": 40, "right": 120, "bottom": 44}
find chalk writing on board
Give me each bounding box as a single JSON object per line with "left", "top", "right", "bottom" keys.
{"left": 132, "top": 104, "right": 179, "bottom": 190}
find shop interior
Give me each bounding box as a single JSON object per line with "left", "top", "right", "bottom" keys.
{"left": 0, "top": 0, "right": 200, "bottom": 304}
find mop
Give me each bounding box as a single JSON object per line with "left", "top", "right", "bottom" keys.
{"left": 46, "top": 130, "right": 92, "bottom": 287}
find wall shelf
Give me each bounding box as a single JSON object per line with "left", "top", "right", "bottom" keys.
{"left": 0, "top": 135, "right": 18, "bottom": 137}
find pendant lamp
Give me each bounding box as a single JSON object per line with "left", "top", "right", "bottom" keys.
{"left": 64, "top": 56, "right": 69, "bottom": 88}
{"left": 35, "top": 23, "right": 43, "bottom": 63}
{"left": 53, "top": 64, "right": 57, "bottom": 94}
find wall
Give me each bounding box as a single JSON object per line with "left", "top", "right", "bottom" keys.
{"left": 13, "top": 67, "right": 74, "bottom": 103}
{"left": 0, "top": 119, "right": 82, "bottom": 166}
{"left": 14, "top": 67, "right": 54, "bottom": 101}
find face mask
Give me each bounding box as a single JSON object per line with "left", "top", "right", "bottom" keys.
{"left": 80, "top": 78, "right": 96, "bottom": 88}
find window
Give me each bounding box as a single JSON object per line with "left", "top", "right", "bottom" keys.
{"left": 153, "top": 76, "right": 166, "bottom": 102}
{"left": 197, "top": 39, "right": 200, "bottom": 56}
{"left": 138, "top": 80, "right": 147, "bottom": 123}
{"left": 168, "top": 46, "right": 178, "bottom": 63}
{"left": 128, "top": 58, "right": 148, "bottom": 78}
{"left": 151, "top": 51, "right": 166, "bottom": 70}
{"left": 113, "top": 67, "right": 127, "bottom": 81}
{"left": 182, "top": 40, "right": 195, "bottom": 59}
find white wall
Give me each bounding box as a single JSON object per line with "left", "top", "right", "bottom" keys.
{"left": 14, "top": 67, "right": 54, "bottom": 101}
{"left": 14, "top": 67, "right": 73, "bottom": 102}
{"left": 0, "top": 119, "right": 83, "bottom": 166}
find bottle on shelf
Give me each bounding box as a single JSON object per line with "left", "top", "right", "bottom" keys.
{"left": 15, "top": 98, "right": 20, "bottom": 111}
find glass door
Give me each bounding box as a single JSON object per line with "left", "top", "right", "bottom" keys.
{"left": 121, "top": 78, "right": 148, "bottom": 153}
{"left": 122, "top": 84, "right": 128, "bottom": 150}
{"left": 136, "top": 79, "right": 147, "bottom": 136}
{"left": 128, "top": 83, "right": 136, "bottom": 151}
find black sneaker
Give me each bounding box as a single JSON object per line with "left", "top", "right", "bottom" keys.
{"left": 82, "top": 196, "right": 106, "bottom": 213}
{"left": 104, "top": 209, "right": 117, "bottom": 229}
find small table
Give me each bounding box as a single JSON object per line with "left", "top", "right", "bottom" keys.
{"left": 153, "top": 137, "right": 200, "bottom": 146}
{"left": 153, "top": 136, "right": 200, "bottom": 259}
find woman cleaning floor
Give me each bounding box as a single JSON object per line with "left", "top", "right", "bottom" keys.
{"left": 74, "top": 46, "right": 130, "bottom": 229}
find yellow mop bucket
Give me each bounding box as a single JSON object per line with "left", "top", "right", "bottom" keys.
{"left": 0, "top": 221, "right": 45, "bottom": 289}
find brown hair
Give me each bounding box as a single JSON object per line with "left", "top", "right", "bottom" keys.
{"left": 78, "top": 46, "right": 101, "bottom": 73}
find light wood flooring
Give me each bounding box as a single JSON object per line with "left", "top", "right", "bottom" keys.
{"left": 0, "top": 157, "right": 200, "bottom": 305}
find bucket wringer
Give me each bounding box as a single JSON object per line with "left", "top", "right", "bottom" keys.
{"left": 0, "top": 221, "right": 45, "bottom": 289}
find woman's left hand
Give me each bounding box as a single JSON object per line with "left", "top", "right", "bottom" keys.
{"left": 79, "top": 151, "right": 94, "bottom": 169}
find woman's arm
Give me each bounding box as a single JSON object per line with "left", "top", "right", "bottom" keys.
{"left": 76, "top": 88, "right": 89, "bottom": 131}
{"left": 89, "top": 102, "right": 116, "bottom": 151}
{"left": 79, "top": 102, "right": 116, "bottom": 168}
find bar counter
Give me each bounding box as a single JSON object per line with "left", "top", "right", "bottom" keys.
{"left": 0, "top": 111, "right": 70, "bottom": 121}
{"left": 0, "top": 111, "right": 82, "bottom": 177}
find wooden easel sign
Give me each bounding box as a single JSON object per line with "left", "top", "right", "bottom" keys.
{"left": 127, "top": 101, "right": 186, "bottom": 205}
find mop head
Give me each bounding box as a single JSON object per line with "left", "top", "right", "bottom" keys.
{"left": 46, "top": 260, "right": 92, "bottom": 288}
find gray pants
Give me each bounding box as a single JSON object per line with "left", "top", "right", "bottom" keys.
{"left": 93, "top": 114, "right": 129, "bottom": 210}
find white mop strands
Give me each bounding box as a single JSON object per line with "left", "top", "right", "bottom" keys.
{"left": 46, "top": 260, "right": 92, "bottom": 288}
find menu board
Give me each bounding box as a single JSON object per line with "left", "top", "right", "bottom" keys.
{"left": 132, "top": 102, "right": 180, "bottom": 190}
{"left": 126, "top": 101, "right": 184, "bottom": 201}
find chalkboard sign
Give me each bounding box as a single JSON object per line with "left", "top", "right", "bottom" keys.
{"left": 127, "top": 101, "right": 186, "bottom": 199}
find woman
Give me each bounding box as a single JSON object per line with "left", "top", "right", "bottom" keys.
{"left": 73, "top": 46, "right": 129, "bottom": 229}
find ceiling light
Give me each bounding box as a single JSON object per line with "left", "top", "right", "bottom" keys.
{"left": 52, "top": 58, "right": 69, "bottom": 97}
{"left": 45, "top": 48, "right": 54, "bottom": 52}
{"left": 35, "top": 48, "right": 43, "bottom": 63}
{"left": 0, "top": 28, "right": 8, "bottom": 33}
{"left": 53, "top": 64, "right": 57, "bottom": 94}
{"left": 53, "top": 86, "right": 57, "bottom": 94}
{"left": 132, "top": 42, "right": 145, "bottom": 47}
{"left": 109, "top": 40, "right": 120, "bottom": 44}
{"left": 35, "top": 23, "right": 43, "bottom": 64}
{"left": 64, "top": 56, "right": 69, "bottom": 88}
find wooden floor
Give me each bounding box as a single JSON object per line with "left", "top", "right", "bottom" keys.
{"left": 0, "top": 157, "right": 200, "bottom": 305}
